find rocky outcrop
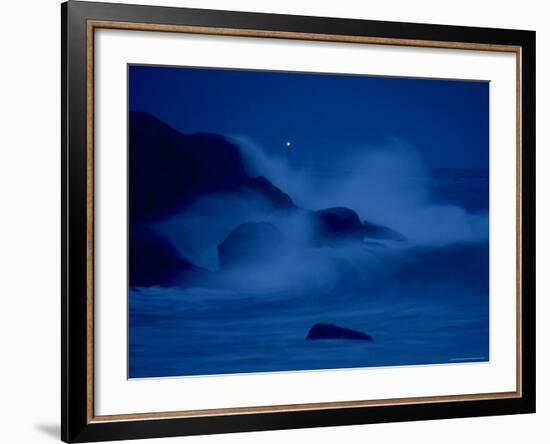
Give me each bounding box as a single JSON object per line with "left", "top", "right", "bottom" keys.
{"left": 128, "top": 113, "right": 408, "bottom": 288}
{"left": 309, "top": 207, "right": 407, "bottom": 245}
{"left": 314, "top": 207, "right": 364, "bottom": 241}
{"left": 306, "top": 323, "right": 373, "bottom": 341}
{"left": 129, "top": 111, "right": 249, "bottom": 223}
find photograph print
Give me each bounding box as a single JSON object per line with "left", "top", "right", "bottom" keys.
{"left": 128, "top": 65, "right": 489, "bottom": 379}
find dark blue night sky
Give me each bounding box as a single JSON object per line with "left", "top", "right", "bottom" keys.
{"left": 129, "top": 65, "right": 488, "bottom": 169}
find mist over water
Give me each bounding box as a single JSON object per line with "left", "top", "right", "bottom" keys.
{"left": 234, "top": 136, "right": 489, "bottom": 246}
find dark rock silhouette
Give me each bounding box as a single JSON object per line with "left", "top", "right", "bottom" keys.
{"left": 129, "top": 111, "right": 248, "bottom": 223}
{"left": 306, "top": 323, "right": 373, "bottom": 341}
{"left": 315, "top": 207, "right": 364, "bottom": 240}
{"left": 362, "top": 220, "right": 407, "bottom": 242}
{"left": 218, "top": 222, "right": 287, "bottom": 270}
{"left": 245, "top": 176, "right": 294, "bottom": 209}
{"left": 311, "top": 207, "right": 407, "bottom": 245}
{"left": 129, "top": 226, "right": 203, "bottom": 287}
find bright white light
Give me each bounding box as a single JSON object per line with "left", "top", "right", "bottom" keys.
{"left": 286, "top": 141, "right": 292, "bottom": 147}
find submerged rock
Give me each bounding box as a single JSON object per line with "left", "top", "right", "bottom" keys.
{"left": 306, "top": 323, "right": 373, "bottom": 341}
{"left": 217, "top": 222, "right": 286, "bottom": 270}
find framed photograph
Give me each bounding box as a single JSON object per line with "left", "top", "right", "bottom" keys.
{"left": 61, "top": 1, "right": 536, "bottom": 442}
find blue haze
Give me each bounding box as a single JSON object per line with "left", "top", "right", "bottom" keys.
{"left": 128, "top": 65, "right": 489, "bottom": 378}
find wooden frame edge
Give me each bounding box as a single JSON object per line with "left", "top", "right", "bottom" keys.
{"left": 89, "top": 19, "right": 522, "bottom": 52}
{"left": 86, "top": 18, "right": 95, "bottom": 424}
{"left": 90, "top": 391, "right": 520, "bottom": 423}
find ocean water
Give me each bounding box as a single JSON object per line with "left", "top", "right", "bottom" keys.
{"left": 129, "top": 168, "right": 489, "bottom": 379}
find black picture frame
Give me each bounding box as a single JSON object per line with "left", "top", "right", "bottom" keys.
{"left": 61, "top": 1, "right": 536, "bottom": 442}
